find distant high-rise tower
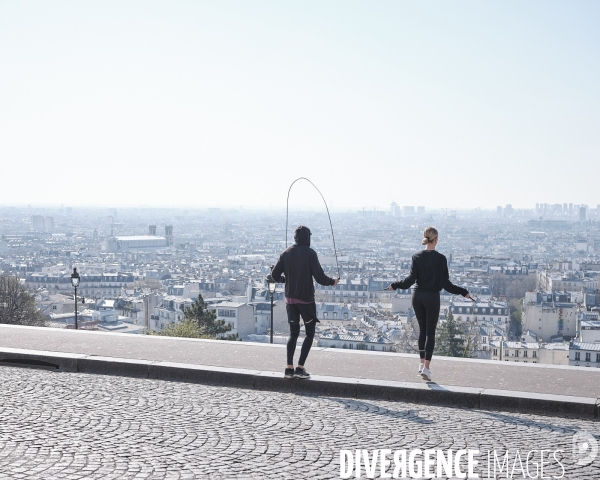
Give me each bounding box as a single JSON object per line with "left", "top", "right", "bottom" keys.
{"left": 165, "top": 225, "right": 173, "bottom": 246}
{"left": 44, "top": 216, "right": 54, "bottom": 233}
{"left": 579, "top": 207, "right": 587, "bottom": 222}
{"left": 149, "top": 225, "right": 157, "bottom": 236}
{"left": 31, "top": 215, "right": 45, "bottom": 232}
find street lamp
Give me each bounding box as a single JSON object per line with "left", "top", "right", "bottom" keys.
{"left": 70, "top": 267, "right": 80, "bottom": 330}
{"left": 267, "top": 269, "right": 277, "bottom": 344}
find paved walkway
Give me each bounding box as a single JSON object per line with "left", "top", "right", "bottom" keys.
{"left": 0, "top": 366, "right": 598, "bottom": 479}
{"left": 1, "top": 325, "right": 599, "bottom": 399}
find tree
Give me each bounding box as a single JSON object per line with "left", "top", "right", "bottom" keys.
{"left": 149, "top": 294, "right": 238, "bottom": 340}
{"left": 0, "top": 275, "right": 46, "bottom": 327}
{"left": 491, "top": 274, "right": 537, "bottom": 301}
{"left": 508, "top": 298, "right": 523, "bottom": 338}
{"left": 150, "top": 318, "right": 212, "bottom": 339}
{"left": 435, "top": 312, "right": 466, "bottom": 357}
{"left": 394, "top": 316, "right": 421, "bottom": 355}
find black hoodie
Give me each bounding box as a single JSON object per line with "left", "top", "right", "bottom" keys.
{"left": 271, "top": 226, "right": 336, "bottom": 302}
{"left": 391, "top": 250, "right": 468, "bottom": 296}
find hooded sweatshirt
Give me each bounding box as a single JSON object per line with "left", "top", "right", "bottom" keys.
{"left": 271, "top": 226, "right": 336, "bottom": 303}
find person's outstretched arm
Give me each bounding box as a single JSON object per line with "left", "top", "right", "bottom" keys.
{"left": 270, "top": 255, "right": 286, "bottom": 283}
{"left": 441, "top": 256, "right": 469, "bottom": 297}
{"left": 310, "top": 251, "right": 336, "bottom": 286}
{"left": 388, "top": 256, "right": 417, "bottom": 290}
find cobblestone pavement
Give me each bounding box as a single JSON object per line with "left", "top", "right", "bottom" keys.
{"left": 0, "top": 367, "right": 598, "bottom": 480}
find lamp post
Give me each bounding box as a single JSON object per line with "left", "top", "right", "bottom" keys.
{"left": 267, "top": 270, "right": 277, "bottom": 344}
{"left": 70, "top": 268, "right": 80, "bottom": 329}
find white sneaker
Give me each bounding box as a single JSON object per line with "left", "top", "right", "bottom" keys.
{"left": 421, "top": 368, "right": 432, "bottom": 381}
{"left": 418, "top": 363, "right": 425, "bottom": 374}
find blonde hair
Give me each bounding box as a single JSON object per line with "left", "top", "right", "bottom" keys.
{"left": 421, "top": 227, "right": 438, "bottom": 245}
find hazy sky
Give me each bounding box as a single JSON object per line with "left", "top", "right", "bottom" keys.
{"left": 1, "top": 1, "right": 599, "bottom": 210}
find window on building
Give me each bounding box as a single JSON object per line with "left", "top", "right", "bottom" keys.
{"left": 523, "top": 350, "right": 528, "bottom": 357}
{"left": 586, "top": 353, "right": 591, "bottom": 362}
{"left": 515, "top": 350, "right": 519, "bottom": 357}
{"left": 493, "top": 349, "right": 498, "bottom": 356}
{"left": 596, "top": 353, "right": 600, "bottom": 363}
{"left": 575, "top": 352, "right": 581, "bottom": 361}
{"left": 533, "top": 351, "right": 537, "bottom": 358}
{"left": 505, "top": 350, "right": 509, "bottom": 356}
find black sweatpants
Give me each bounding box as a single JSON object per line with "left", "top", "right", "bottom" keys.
{"left": 286, "top": 303, "right": 318, "bottom": 366}
{"left": 412, "top": 290, "right": 440, "bottom": 361}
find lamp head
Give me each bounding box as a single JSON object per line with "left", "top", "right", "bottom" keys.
{"left": 266, "top": 272, "right": 277, "bottom": 294}
{"left": 70, "top": 267, "right": 80, "bottom": 288}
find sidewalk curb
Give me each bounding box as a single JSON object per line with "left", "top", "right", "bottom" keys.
{"left": 0, "top": 347, "right": 597, "bottom": 419}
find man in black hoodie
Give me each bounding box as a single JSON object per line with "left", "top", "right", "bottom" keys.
{"left": 270, "top": 225, "right": 339, "bottom": 379}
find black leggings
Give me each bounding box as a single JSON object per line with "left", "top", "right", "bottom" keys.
{"left": 287, "top": 318, "right": 316, "bottom": 366}
{"left": 412, "top": 290, "right": 440, "bottom": 361}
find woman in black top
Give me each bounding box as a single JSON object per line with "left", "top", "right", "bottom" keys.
{"left": 387, "top": 227, "right": 470, "bottom": 381}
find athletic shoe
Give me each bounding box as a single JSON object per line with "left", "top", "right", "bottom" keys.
{"left": 284, "top": 368, "right": 294, "bottom": 379}
{"left": 421, "top": 368, "right": 432, "bottom": 381}
{"left": 294, "top": 367, "right": 310, "bottom": 379}
{"left": 418, "top": 363, "right": 425, "bottom": 375}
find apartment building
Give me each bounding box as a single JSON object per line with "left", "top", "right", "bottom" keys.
{"left": 208, "top": 301, "right": 255, "bottom": 339}
{"left": 569, "top": 342, "right": 600, "bottom": 368}
{"left": 446, "top": 299, "right": 508, "bottom": 324}
{"left": 318, "top": 332, "right": 394, "bottom": 352}
{"left": 490, "top": 341, "right": 540, "bottom": 363}
{"left": 26, "top": 272, "right": 135, "bottom": 298}
{"left": 522, "top": 291, "right": 578, "bottom": 342}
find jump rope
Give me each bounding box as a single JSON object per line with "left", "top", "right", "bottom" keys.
{"left": 285, "top": 177, "right": 340, "bottom": 280}
{"left": 283, "top": 177, "right": 475, "bottom": 383}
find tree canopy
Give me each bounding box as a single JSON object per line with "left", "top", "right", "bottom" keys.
{"left": 150, "top": 294, "right": 238, "bottom": 340}
{"left": 0, "top": 275, "right": 46, "bottom": 327}
{"left": 435, "top": 312, "right": 468, "bottom": 358}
